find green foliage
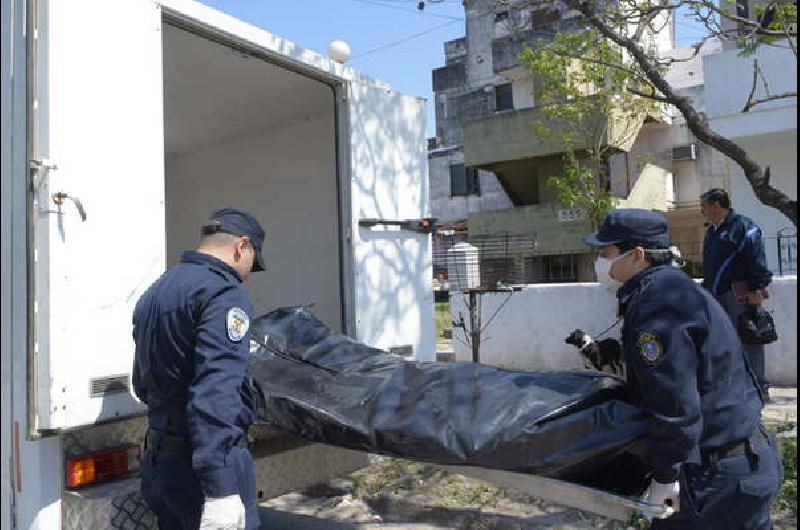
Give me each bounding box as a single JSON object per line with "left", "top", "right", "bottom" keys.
{"left": 776, "top": 436, "right": 797, "bottom": 514}
{"left": 435, "top": 301, "right": 451, "bottom": 338}
{"left": 711, "top": 0, "right": 798, "bottom": 56}
{"left": 546, "top": 153, "right": 616, "bottom": 227}
{"left": 627, "top": 514, "right": 651, "bottom": 529}
{"left": 519, "top": 29, "right": 658, "bottom": 227}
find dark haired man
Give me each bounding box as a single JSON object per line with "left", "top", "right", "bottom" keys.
{"left": 133, "top": 207, "right": 266, "bottom": 529}
{"left": 700, "top": 188, "right": 773, "bottom": 401}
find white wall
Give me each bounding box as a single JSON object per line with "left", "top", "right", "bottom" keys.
{"left": 452, "top": 277, "right": 798, "bottom": 385}
{"left": 166, "top": 110, "right": 343, "bottom": 330}
{"left": 728, "top": 132, "right": 798, "bottom": 272}
{"left": 348, "top": 83, "right": 436, "bottom": 361}
{"left": 704, "top": 44, "right": 797, "bottom": 121}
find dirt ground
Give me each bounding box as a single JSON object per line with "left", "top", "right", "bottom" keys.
{"left": 258, "top": 388, "right": 797, "bottom": 530}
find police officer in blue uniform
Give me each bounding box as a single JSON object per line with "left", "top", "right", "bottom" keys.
{"left": 700, "top": 188, "right": 773, "bottom": 401}
{"left": 133, "top": 208, "right": 266, "bottom": 530}
{"left": 583, "top": 209, "right": 781, "bottom": 529}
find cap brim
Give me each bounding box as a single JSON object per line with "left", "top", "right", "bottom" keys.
{"left": 251, "top": 248, "right": 266, "bottom": 272}
{"left": 582, "top": 233, "right": 624, "bottom": 247}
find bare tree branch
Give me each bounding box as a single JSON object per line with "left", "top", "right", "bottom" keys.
{"left": 572, "top": 0, "right": 797, "bottom": 225}
{"left": 742, "top": 58, "right": 798, "bottom": 111}
{"left": 743, "top": 92, "right": 799, "bottom": 111}
{"left": 626, "top": 86, "right": 672, "bottom": 103}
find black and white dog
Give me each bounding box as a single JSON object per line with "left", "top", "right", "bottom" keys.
{"left": 565, "top": 329, "right": 624, "bottom": 375}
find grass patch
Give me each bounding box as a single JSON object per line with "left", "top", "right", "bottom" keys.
{"left": 435, "top": 301, "right": 451, "bottom": 339}
{"left": 428, "top": 473, "right": 505, "bottom": 508}
{"left": 348, "top": 458, "right": 428, "bottom": 497}
{"left": 776, "top": 435, "right": 797, "bottom": 515}
{"left": 347, "top": 457, "right": 505, "bottom": 508}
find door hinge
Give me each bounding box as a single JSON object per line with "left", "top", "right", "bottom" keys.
{"left": 29, "top": 158, "right": 57, "bottom": 193}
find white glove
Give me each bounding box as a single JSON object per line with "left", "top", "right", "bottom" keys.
{"left": 644, "top": 479, "right": 680, "bottom": 519}
{"left": 199, "top": 495, "right": 246, "bottom": 530}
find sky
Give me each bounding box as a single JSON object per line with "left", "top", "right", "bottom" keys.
{"left": 197, "top": 0, "right": 708, "bottom": 137}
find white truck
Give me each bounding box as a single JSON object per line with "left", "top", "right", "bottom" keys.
{"left": 1, "top": 0, "right": 435, "bottom": 527}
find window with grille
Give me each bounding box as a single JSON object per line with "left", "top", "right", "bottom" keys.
{"left": 526, "top": 254, "right": 579, "bottom": 283}
{"left": 450, "top": 164, "right": 481, "bottom": 197}
{"left": 495, "top": 83, "right": 514, "bottom": 112}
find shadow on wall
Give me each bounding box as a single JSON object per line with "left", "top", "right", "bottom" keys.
{"left": 451, "top": 278, "right": 798, "bottom": 386}
{"left": 349, "top": 84, "right": 434, "bottom": 360}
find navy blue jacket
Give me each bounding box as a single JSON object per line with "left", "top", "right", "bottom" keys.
{"left": 617, "top": 265, "right": 762, "bottom": 481}
{"left": 133, "top": 251, "right": 256, "bottom": 497}
{"left": 702, "top": 210, "right": 772, "bottom": 296}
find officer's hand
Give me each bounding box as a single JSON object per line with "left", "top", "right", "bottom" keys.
{"left": 199, "top": 495, "right": 246, "bottom": 530}
{"left": 737, "top": 290, "right": 765, "bottom": 306}
{"left": 645, "top": 479, "right": 680, "bottom": 519}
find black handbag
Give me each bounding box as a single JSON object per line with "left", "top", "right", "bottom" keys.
{"left": 737, "top": 305, "right": 778, "bottom": 345}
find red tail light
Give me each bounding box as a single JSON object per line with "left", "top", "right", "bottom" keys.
{"left": 65, "top": 444, "right": 141, "bottom": 489}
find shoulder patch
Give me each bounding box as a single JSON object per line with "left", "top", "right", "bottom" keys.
{"left": 637, "top": 331, "right": 665, "bottom": 366}
{"left": 226, "top": 307, "right": 250, "bottom": 342}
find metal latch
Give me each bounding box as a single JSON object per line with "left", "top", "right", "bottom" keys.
{"left": 359, "top": 218, "right": 437, "bottom": 234}
{"left": 52, "top": 192, "right": 87, "bottom": 221}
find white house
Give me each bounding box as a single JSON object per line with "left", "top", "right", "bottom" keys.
{"left": 702, "top": 37, "right": 797, "bottom": 275}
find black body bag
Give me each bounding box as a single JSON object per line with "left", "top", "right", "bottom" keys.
{"left": 248, "top": 307, "right": 655, "bottom": 496}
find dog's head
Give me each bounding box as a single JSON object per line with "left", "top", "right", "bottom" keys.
{"left": 565, "top": 329, "right": 587, "bottom": 348}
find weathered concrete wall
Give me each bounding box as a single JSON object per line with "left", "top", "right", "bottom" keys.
{"left": 452, "top": 277, "right": 798, "bottom": 386}
{"left": 428, "top": 148, "right": 514, "bottom": 223}
{"left": 617, "top": 162, "right": 670, "bottom": 210}
{"left": 469, "top": 203, "right": 591, "bottom": 255}
{"left": 609, "top": 121, "right": 730, "bottom": 208}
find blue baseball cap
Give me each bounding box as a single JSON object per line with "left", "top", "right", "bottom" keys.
{"left": 203, "top": 207, "right": 266, "bottom": 272}
{"left": 583, "top": 209, "right": 669, "bottom": 249}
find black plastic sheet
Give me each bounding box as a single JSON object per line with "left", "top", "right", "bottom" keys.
{"left": 249, "top": 307, "right": 653, "bottom": 495}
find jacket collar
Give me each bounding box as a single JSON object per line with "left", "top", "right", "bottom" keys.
{"left": 616, "top": 265, "right": 667, "bottom": 313}
{"left": 180, "top": 250, "right": 243, "bottom": 283}
{"left": 713, "top": 209, "right": 737, "bottom": 231}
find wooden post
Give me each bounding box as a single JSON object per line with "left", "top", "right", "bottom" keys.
{"left": 468, "top": 290, "right": 481, "bottom": 363}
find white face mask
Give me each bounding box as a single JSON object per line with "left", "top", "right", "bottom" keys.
{"left": 594, "top": 250, "right": 631, "bottom": 292}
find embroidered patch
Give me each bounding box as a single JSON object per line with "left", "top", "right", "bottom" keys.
{"left": 637, "top": 331, "right": 664, "bottom": 366}
{"left": 227, "top": 307, "right": 250, "bottom": 342}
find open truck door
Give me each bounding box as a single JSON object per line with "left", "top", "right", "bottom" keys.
{"left": 29, "top": 0, "right": 165, "bottom": 433}
{"left": 347, "top": 83, "right": 435, "bottom": 361}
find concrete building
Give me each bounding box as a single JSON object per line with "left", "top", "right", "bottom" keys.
{"left": 430, "top": 0, "right": 796, "bottom": 285}
{"left": 429, "top": 0, "right": 712, "bottom": 283}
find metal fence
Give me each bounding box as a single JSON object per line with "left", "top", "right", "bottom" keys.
{"left": 766, "top": 231, "right": 797, "bottom": 276}
{"left": 433, "top": 230, "right": 798, "bottom": 291}
{"left": 434, "top": 233, "right": 574, "bottom": 290}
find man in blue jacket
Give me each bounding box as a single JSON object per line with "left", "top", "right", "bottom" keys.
{"left": 583, "top": 208, "right": 780, "bottom": 529}
{"left": 133, "top": 208, "right": 265, "bottom": 530}
{"left": 700, "top": 189, "right": 773, "bottom": 401}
